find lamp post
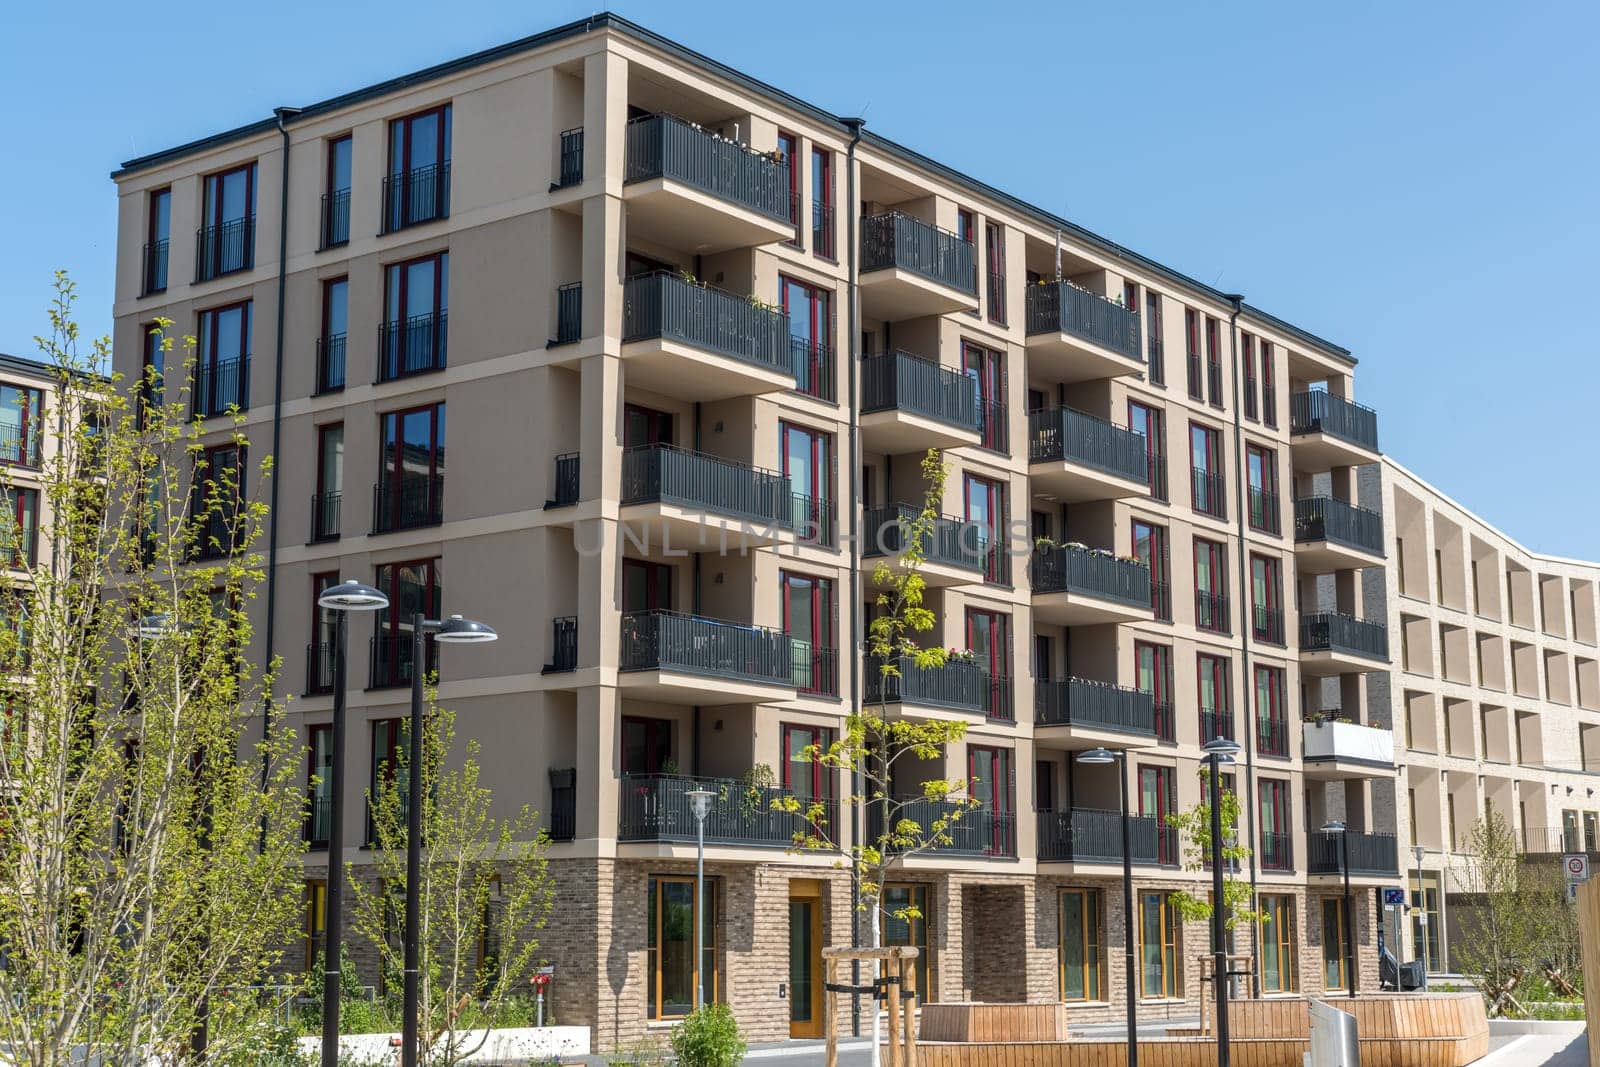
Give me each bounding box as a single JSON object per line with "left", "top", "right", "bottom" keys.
{"left": 314, "top": 580, "right": 390, "bottom": 1067}
{"left": 1202, "top": 735, "right": 1241, "bottom": 1067}
{"left": 401, "top": 612, "right": 499, "bottom": 1067}
{"left": 1077, "top": 747, "right": 1137, "bottom": 1067}
{"left": 1322, "top": 820, "right": 1356, "bottom": 999}
{"left": 1413, "top": 844, "right": 1429, "bottom": 992}
{"left": 686, "top": 787, "right": 715, "bottom": 1011}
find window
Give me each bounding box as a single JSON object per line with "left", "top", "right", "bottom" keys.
{"left": 1205, "top": 315, "right": 1223, "bottom": 406}
{"left": 776, "top": 132, "right": 800, "bottom": 246}
{"left": 323, "top": 135, "right": 352, "bottom": 248}
{"left": 304, "top": 880, "right": 327, "bottom": 972}
{"left": 1133, "top": 519, "right": 1171, "bottom": 621}
{"left": 384, "top": 104, "right": 452, "bottom": 231}
{"left": 985, "top": 223, "right": 1006, "bottom": 325}
{"left": 1128, "top": 401, "right": 1166, "bottom": 501}
{"left": 1184, "top": 309, "right": 1202, "bottom": 399}
{"left": 1198, "top": 653, "right": 1232, "bottom": 740}
{"left": 195, "top": 302, "right": 252, "bottom": 417}
{"left": 1259, "top": 895, "right": 1297, "bottom": 993}
{"left": 963, "top": 472, "right": 1008, "bottom": 584}
{"left": 782, "top": 571, "right": 837, "bottom": 695}
{"left": 811, "top": 147, "right": 833, "bottom": 257}
{"left": 622, "top": 558, "right": 673, "bottom": 614}
{"left": 1242, "top": 333, "right": 1258, "bottom": 420}
{"left": 962, "top": 342, "right": 1007, "bottom": 453}
{"left": 1190, "top": 422, "right": 1224, "bottom": 519}
{"left": 1251, "top": 555, "right": 1285, "bottom": 644}
{"left": 1136, "top": 642, "right": 1175, "bottom": 742}
{"left": 318, "top": 277, "right": 348, "bottom": 394}
{"left": 1321, "top": 898, "right": 1348, "bottom": 990}
{"left": 955, "top": 209, "right": 974, "bottom": 244}
{"left": 376, "top": 403, "right": 445, "bottom": 533}
{"left": 782, "top": 276, "right": 833, "bottom": 400}
{"left": 622, "top": 716, "right": 672, "bottom": 775}
{"left": 197, "top": 163, "right": 256, "bottom": 281}
{"left": 1139, "top": 891, "right": 1180, "bottom": 998}
{"left": 780, "top": 421, "right": 833, "bottom": 544}
{"left": 1144, "top": 290, "right": 1164, "bottom": 384}
{"left": 306, "top": 723, "right": 332, "bottom": 846}
{"left": 1259, "top": 779, "right": 1292, "bottom": 870}
{"left": 143, "top": 187, "right": 170, "bottom": 295}
{"left": 647, "top": 875, "right": 718, "bottom": 1019}
{"left": 0, "top": 384, "right": 42, "bottom": 469}
{"left": 1260, "top": 341, "right": 1277, "bottom": 427}
{"left": 1194, "top": 537, "right": 1229, "bottom": 633}
{"left": 380, "top": 251, "right": 448, "bottom": 380}
{"left": 140, "top": 324, "right": 166, "bottom": 415}
{"left": 1139, "top": 765, "right": 1176, "bottom": 864}
{"left": 782, "top": 723, "right": 836, "bottom": 831}
{"left": 883, "top": 884, "right": 931, "bottom": 1002}
{"left": 307, "top": 572, "right": 339, "bottom": 694}
{"left": 1059, "top": 890, "right": 1103, "bottom": 1001}
{"left": 1255, "top": 665, "right": 1288, "bottom": 756}
{"left": 367, "top": 717, "right": 408, "bottom": 844}
{"left": 371, "top": 559, "right": 442, "bottom": 689}
{"left": 965, "top": 609, "right": 1012, "bottom": 721}
{"left": 191, "top": 443, "right": 244, "bottom": 560}
{"left": 1, "top": 487, "right": 38, "bottom": 568}
{"left": 311, "top": 424, "right": 343, "bottom": 542}
{"left": 1246, "top": 444, "right": 1279, "bottom": 534}
{"left": 967, "top": 745, "right": 1015, "bottom": 855}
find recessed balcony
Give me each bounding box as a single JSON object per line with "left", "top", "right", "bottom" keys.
{"left": 859, "top": 212, "right": 978, "bottom": 320}
{"left": 618, "top": 773, "right": 828, "bottom": 849}
{"left": 619, "top": 444, "right": 818, "bottom": 550}
{"left": 618, "top": 610, "right": 796, "bottom": 704}
{"left": 621, "top": 272, "right": 796, "bottom": 401}
{"left": 623, "top": 114, "right": 795, "bottom": 253}
{"left": 1307, "top": 830, "right": 1399, "bottom": 879}
{"left": 1027, "top": 407, "right": 1149, "bottom": 502}
{"left": 1289, "top": 391, "right": 1381, "bottom": 470}
{"left": 1037, "top": 809, "right": 1176, "bottom": 867}
{"left": 1294, "top": 496, "right": 1385, "bottom": 573}
{"left": 1035, "top": 677, "right": 1157, "bottom": 749}
{"left": 1302, "top": 719, "right": 1397, "bottom": 780}
{"left": 1299, "top": 612, "right": 1390, "bottom": 675}
{"left": 861, "top": 503, "right": 986, "bottom": 588}
{"left": 863, "top": 654, "right": 1013, "bottom": 722}
{"left": 1024, "top": 281, "right": 1144, "bottom": 382}
{"left": 1030, "top": 544, "right": 1152, "bottom": 626}
{"left": 859, "top": 350, "right": 983, "bottom": 452}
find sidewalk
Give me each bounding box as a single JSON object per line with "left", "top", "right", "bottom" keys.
{"left": 1474, "top": 1028, "right": 1587, "bottom": 1067}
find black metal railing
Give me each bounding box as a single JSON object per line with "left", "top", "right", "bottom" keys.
{"left": 862, "top": 503, "right": 985, "bottom": 574}
{"left": 1258, "top": 714, "right": 1289, "bottom": 757}
{"left": 141, "top": 239, "right": 168, "bottom": 295}
{"left": 1294, "top": 496, "right": 1384, "bottom": 556}
{"left": 1260, "top": 832, "right": 1294, "bottom": 871}
{"left": 544, "top": 616, "right": 577, "bottom": 673}
{"left": 1300, "top": 612, "right": 1389, "bottom": 661}
{"left": 381, "top": 161, "right": 451, "bottom": 233}
{"left": 620, "top": 443, "right": 797, "bottom": 530}
{"left": 783, "top": 192, "right": 803, "bottom": 247}
{"left": 1187, "top": 349, "right": 1203, "bottom": 399}
{"left": 791, "top": 644, "right": 840, "bottom": 697}
{"left": 1249, "top": 487, "right": 1281, "bottom": 534}
{"left": 1037, "top": 809, "right": 1174, "bottom": 865}
{"left": 0, "top": 432, "right": 42, "bottom": 468}
{"left": 874, "top": 798, "right": 1015, "bottom": 858}
{"left": 1147, "top": 448, "right": 1169, "bottom": 501}
{"left": 305, "top": 794, "right": 332, "bottom": 849}
{"left": 624, "top": 114, "right": 792, "bottom": 223}
{"left": 790, "top": 337, "right": 834, "bottom": 401}
{"left": 194, "top": 216, "right": 254, "bottom": 282}
{"left": 1024, "top": 280, "right": 1141, "bottom": 361}
{"left": 1208, "top": 359, "right": 1224, "bottom": 405}
{"left": 620, "top": 774, "right": 827, "bottom": 847}
{"left": 192, "top": 356, "right": 249, "bottom": 418}
{"left": 321, "top": 188, "right": 350, "bottom": 249}
{"left": 1035, "top": 677, "right": 1156, "bottom": 736}
{"left": 1289, "top": 391, "right": 1379, "bottom": 453}
{"left": 1030, "top": 545, "right": 1151, "bottom": 609}
{"left": 548, "top": 769, "right": 576, "bottom": 842}
{"left": 377, "top": 311, "right": 447, "bottom": 382}
{"left": 369, "top": 632, "right": 438, "bottom": 690}
{"left": 860, "top": 212, "right": 977, "bottom": 294}
{"left": 1147, "top": 336, "right": 1164, "bottom": 383}
{"left": 812, "top": 199, "right": 834, "bottom": 258}
{"left": 309, "top": 491, "right": 341, "bottom": 543}
{"left": 622, "top": 271, "right": 791, "bottom": 375}
{"left": 1196, "top": 590, "right": 1230, "bottom": 633}
{"left": 1200, "top": 709, "right": 1235, "bottom": 743}
{"left": 860, "top": 350, "right": 981, "bottom": 431}
{"left": 1150, "top": 579, "right": 1173, "bottom": 622}
{"left": 1027, "top": 407, "right": 1148, "bottom": 483}
{"left": 1308, "top": 830, "right": 1399, "bottom": 876}
{"left": 315, "top": 333, "right": 346, "bottom": 394}
{"left": 1153, "top": 701, "right": 1175, "bottom": 742}
{"left": 305, "top": 642, "right": 335, "bottom": 696}
{"left": 547, "top": 453, "right": 579, "bottom": 508}
{"left": 188, "top": 511, "right": 237, "bottom": 562}
{"left": 1192, "top": 466, "right": 1227, "bottom": 519}
{"left": 976, "top": 399, "right": 1009, "bottom": 454}
{"left": 553, "top": 282, "right": 582, "bottom": 345}
{"left": 619, "top": 611, "right": 793, "bottom": 687}
{"left": 371, "top": 474, "right": 444, "bottom": 534}
{"left": 554, "top": 127, "right": 584, "bottom": 189}
{"left": 1253, "top": 606, "right": 1286, "bottom": 646}
{"left": 863, "top": 654, "right": 1012, "bottom": 720}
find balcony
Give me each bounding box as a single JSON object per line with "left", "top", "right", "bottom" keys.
{"left": 308, "top": 491, "right": 340, "bottom": 543}
{"left": 1023, "top": 281, "right": 1144, "bottom": 382}
{"left": 619, "top": 444, "right": 817, "bottom": 550}
{"left": 1294, "top": 496, "right": 1385, "bottom": 573}
{"left": 1299, "top": 612, "right": 1389, "bottom": 676}
{"left": 1030, "top": 545, "right": 1152, "bottom": 626}
{"left": 371, "top": 474, "right": 444, "bottom": 535}
{"left": 862, "top": 503, "right": 985, "bottom": 588}
{"left": 1308, "top": 830, "right": 1399, "bottom": 878}
{"left": 863, "top": 654, "right": 1013, "bottom": 722}
{"left": 874, "top": 798, "right": 1015, "bottom": 859}
{"left": 381, "top": 162, "right": 450, "bottom": 234}
{"left": 315, "top": 334, "right": 345, "bottom": 395}
{"left": 859, "top": 212, "right": 978, "bottom": 319}
{"left": 619, "top": 774, "right": 827, "bottom": 849}
{"left": 1027, "top": 407, "right": 1149, "bottom": 502}
{"left": 1289, "top": 391, "right": 1380, "bottom": 470}
{"left": 1037, "top": 809, "right": 1176, "bottom": 866}
{"left": 305, "top": 642, "right": 335, "bottom": 697}
{"left": 619, "top": 610, "right": 796, "bottom": 704}
{"left": 377, "top": 311, "right": 447, "bottom": 382}
{"left": 320, "top": 188, "right": 350, "bottom": 249}
{"left": 622, "top": 114, "right": 794, "bottom": 252}
{"left": 859, "top": 350, "right": 982, "bottom": 452}
{"left": 194, "top": 217, "right": 254, "bottom": 283}
{"left": 193, "top": 357, "right": 249, "bottom": 419}
{"left": 1034, "top": 678, "right": 1157, "bottom": 748}
{"left": 141, "top": 239, "right": 168, "bottom": 296}
{"left": 1302, "top": 719, "right": 1396, "bottom": 780}
{"left": 621, "top": 272, "right": 795, "bottom": 400}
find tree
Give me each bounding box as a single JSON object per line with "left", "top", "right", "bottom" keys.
{"left": 349, "top": 705, "right": 553, "bottom": 1067}
{"left": 1165, "top": 765, "right": 1260, "bottom": 931}
{"left": 0, "top": 274, "right": 307, "bottom": 1067}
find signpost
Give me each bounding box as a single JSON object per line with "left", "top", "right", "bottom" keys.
{"left": 1565, "top": 855, "right": 1589, "bottom": 904}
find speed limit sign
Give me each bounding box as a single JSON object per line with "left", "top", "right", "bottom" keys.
{"left": 1564, "top": 854, "right": 1589, "bottom": 882}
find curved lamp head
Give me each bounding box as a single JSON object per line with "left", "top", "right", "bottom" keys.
{"left": 433, "top": 614, "right": 498, "bottom": 644}
{"left": 685, "top": 787, "right": 715, "bottom": 821}
{"left": 1201, "top": 735, "right": 1241, "bottom": 763}
{"left": 1076, "top": 747, "right": 1117, "bottom": 766}
{"left": 318, "top": 580, "right": 390, "bottom": 612}
{"left": 1321, "top": 819, "right": 1347, "bottom": 835}
{"left": 1413, "top": 844, "right": 1426, "bottom": 865}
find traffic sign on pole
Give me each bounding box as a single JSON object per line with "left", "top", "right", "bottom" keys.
{"left": 1564, "top": 854, "right": 1589, "bottom": 882}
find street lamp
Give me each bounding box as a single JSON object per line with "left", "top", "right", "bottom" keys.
{"left": 401, "top": 613, "right": 498, "bottom": 1067}
{"left": 1413, "top": 844, "right": 1428, "bottom": 992}
{"left": 686, "top": 787, "right": 716, "bottom": 1011}
{"left": 1077, "top": 746, "right": 1137, "bottom": 1067}
{"left": 1322, "top": 819, "right": 1356, "bottom": 999}
{"left": 1202, "top": 735, "right": 1241, "bottom": 1067}
{"left": 314, "top": 580, "right": 390, "bottom": 1067}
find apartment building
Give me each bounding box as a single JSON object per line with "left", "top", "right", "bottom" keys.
{"left": 109, "top": 13, "right": 1392, "bottom": 1045}
{"left": 1375, "top": 457, "right": 1600, "bottom": 975}
{"left": 0, "top": 354, "right": 61, "bottom": 584}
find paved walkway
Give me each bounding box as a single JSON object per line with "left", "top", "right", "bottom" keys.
{"left": 1472, "top": 1031, "right": 1587, "bottom": 1067}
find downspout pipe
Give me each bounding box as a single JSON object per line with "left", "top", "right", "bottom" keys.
{"left": 841, "top": 114, "right": 865, "bottom": 1039}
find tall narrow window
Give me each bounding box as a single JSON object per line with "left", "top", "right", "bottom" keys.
{"left": 782, "top": 571, "right": 837, "bottom": 696}
{"left": 318, "top": 277, "right": 348, "bottom": 394}
{"left": 376, "top": 403, "right": 444, "bottom": 534}
{"left": 322, "top": 135, "right": 352, "bottom": 248}
{"left": 963, "top": 472, "right": 1008, "bottom": 584}
{"left": 1198, "top": 653, "right": 1232, "bottom": 740}
{"left": 1, "top": 487, "right": 38, "bottom": 567}
{"left": 622, "top": 716, "right": 672, "bottom": 775}
{"left": 191, "top": 442, "right": 244, "bottom": 560}
{"left": 985, "top": 223, "right": 1006, "bottom": 325}
{"left": 1255, "top": 665, "right": 1288, "bottom": 756}
{"left": 622, "top": 559, "right": 673, "bottom": 614}
{"left": 1144, "top": 290, "right": 1165, "bottom": 384}
{"left": 1251, "top": 555, "right": 1285, "bottom": 644}
{"left": 1242, "top": 333, "right": 1259, "bottom": 420}
{"left": 0, "top": 383, "right": 44, "bottom": 467}
{"left": 1246, "top": 444, "right": 1279, "bottom": 534}
{"left": 1321, "top": 898, "right": 1348, "bottom": 990}
{"left": 1133, "top": 519, "right": 1171, "bottom": 621}
{"left": 1128, "top": 401, "right": 1166, "bottom": 501}
{"left": 811, "top": 147, "right": 833, "bottom": 257}
{"left": 140, "top": 323, "right": 166, "bottom": 416}
{"left": 1139, "top": 891, "right": 1180, "bottom": 998}
{"left": 962, "top": 342, "right": 1008, "bottom": 453}
{"left": 1184, "top": 308, "right": 1202, "bottom": 399}
{"left": 1194, "top": 537, "right": 1229, "bottom": 633}
{"left": 883, "top": 885, "right": 932, "bottom": 1002}
{"left": 197, "top": 163, "right": 256, "bottom": 281}
{"left": 312, "top": 423, "right": 343, "bottom": 543}
{"left": 1190, "top": 422, "right": 1225, "bottom": 519}
{"left": 195, "top": 302, "right": 252, "bottom": 417}
{"left": 143, "top": 187, "right": 171, "bottom": 295}
{"left": 777, "top": 132, "right": 800, "bottom": 246}
{"left": 781, "top": 277, "right": 833, "bottom": 401}
{"left": 1259, "top": 895, "right": 1297, "bottom": 993}
{"left": 304, "top": 880, "right": 327, "bottom": 972}
{"left": 1139, "top": 765, "right": 1176, "bottom": 864}
{"left": 380, "top": 251, "right": 448, "bottom": 380}
{"left": 781, "top": 422, "right": 834, "bottom": 545}
{"left": 366, "top": 717, "right": 406, "bottom": 845}
{"left": 965, "top": 609, "right": 1012, "bottom": 721}
{"left": 1259, "top": 779, "right": 1292, "bottom": 870}
{"left": 371, "top": 559, "right": 442, "bottom": 689}
{"left": 782, "top": 723, "right": 836, "bottom": 809}
{"left": 967, "top": 745, "right": 1015, "bottom": 856}
{"left": 308, "top": 572, "right": 339, "bottom": 695}
{"left": 306, "top": 723, "right": 332, "bottom": 846}
{"left": 1059, "top": 890, "right": 1103, "bottom": 1001}
{"left": 1260, "top": 341, "right": 1277, "bottom": 427}
{"left": 1136, "top": 642, "right": 1175, "bottom": 742}
{"left": 384, "top": 104, "right": 451, "bottom": 232}
{"left": 1204, "top": 315, "right": 1223, "bottom": 406}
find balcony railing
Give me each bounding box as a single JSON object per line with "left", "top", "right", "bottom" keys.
{"left": 1147, "top": 337, "right": 1164, "bottom": 383}
{"left": 863, "top": 654, "right": 1012, "bottom": 721}
{"left": 1146, "top": 448, "right": 1169, "bottom": 501}
{"left": 381, "top": 161, "right": 451, "bottom": 233}
{"left": 1253, "top": 606, "right": 1286, "bottom": 646}
{"left": 1258, "top": 714, "right": 1290, "bottom": 758}
{"left": 1151, "top": 579, "right": 1173, "bottom": 622}
{"left": 193, "top": 356, "right": 249, "bottom": 419}
{"left": 784, "top": 193, "right": 803, "bottom": 247}
{"left": 194, "top": 216, "right": 254, "bottom": 282}
{"left": 620, "top": 774, "right": 828, "bottom": 847}
{"left": 860, "top": 212, "right": 977, "bottom": 294}
{"left": 1035, "top": 677, "right": 1156, "bottom": 736}
{"left": 305, "top": 642, "right": 335, "bottom": 696}
{"left": 1037, "top": 809, "right": 1175, "bottom": 865}
{"left": 862, "top": 503, "right": 985, "bottom": 574}
{"left": 548, "top": 768, "right": 576, "bottom": 842}
{"left": 553, "top": 282, "right": 582, "bottom": 345}
{"left": 0, "top": 432, "right": 41, "bottom": 469}
{"left": 544, "top": 616, "right": 577, "bottom": 674}
{"left": 554, "top": 127, "right": 584, "bottom": 189}
{"left": 790, "top": 337, "right": 834, "bottom": 402}
{"left": 792, "top": 644, "right": 839, "bottom": 697}
{"left": 546, "top": 453, "right": 579, "bottom": 508}
{"left": 619, "top": 611, "right": 793, "bottom": 687}
{"left": 624, "top": 113, "right": 792, "bottom": 223}
{"left": 1192, "top": 467, "right": 1227, "bottom": 519}
{"left": 1248, "top": 487, "right": 1281, "bottom": 534}
{"left": 188, "top": 511, "right": 238, "bottom": 562}
{"left": 976, "top": 399, "right": 1008, "bottom": 454}
{"left": 316, "top": 334, "right": 346, "bottom": 394}
{"left": 309, "top": 491, "right": 341, "bottom": 543}
{"left": 372, "top": 474, "right": 444, "bottom": 534}
{"left": 369, "top": 632, "right": 439, "bottom": 690}
{"left": 860, "top": 350, "right": 981, "bottom": 431}
{"left": 320, "top": 188, "right": 350, "bottom": 249}
{"left": 1027, "top": 407, "right": 1148, "bottom": 483}
{"left": 1196, "top": 591, "right": 1230, "bottom": 633}
{"left": 141, "top": 239, "right": 168, "bottom": 295}
{"left": 812, "top": 199, "right": 834, "bottom": 258}
{"left": 378, "top": 311, "right": 447, "bottom": 382}
{"left": 620, "top": 443, "right": 798, "bottom": 530}
{"left": 1260, "top": 831, "right": 1294, "bottom": 871}
{"left": 1308, "top": 830, "right": 1399, "bottom": 876}
{"left": 1200, "top": 709, "right": 1235, "bottom": 743}
{"left": 1024, "top": 281, "right": 1141, "bottom": 361}
{"left": 1153, "top": 701, "right": 1175, "bottom": 742}
{"left": 1300, "top": 612, "right": 1389, "bottom": 661}
{"left": 622, "top": 271, "right": 792, "bottom": 375}
{"left": 1290, "top": 391, "right": 1380, "bottom": 453}
{"left": 1030, "top": 545, "right": 1151, "bottom": 609}
{"left": 874, "top": 798, "right": 1015, "bottom": 858}
{"left": 1303, "top": 720, "right": 1395, "bottom": 766}
{"left": 1295, "top": 496, "right": 1384, "bottom": 556}
{"left": 305, "top": 794, "right": 332, "bottom": 849}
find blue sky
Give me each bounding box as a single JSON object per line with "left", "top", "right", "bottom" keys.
{"left": 3, "top": 1, "right": 1596, "bottom": 554}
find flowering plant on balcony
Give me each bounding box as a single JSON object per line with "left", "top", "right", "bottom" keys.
{"left": 945, "top": 648, "right": 978, "bottom": 664}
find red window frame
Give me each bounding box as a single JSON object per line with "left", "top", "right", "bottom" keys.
{"left": 1246, "top": 443, "right": 1277, "bottom": 533}
{"left": 193, "top": 441, "right": 244, "bottom": 526}
{"left": 1204, "top": 315, "right": 1222, "bottom": 406}
{"left": 1197, "top": 653, "right": 1232, "bottom": 739}
{"left": 1133, "top": 518, "right": 1170, "bottom": 620}
{"left": 372, "top": 558, "right": 442, "bottom": 687}
{"left": 781, "top": 722, "right": 835, "bottom": 801}
{"left": 955, "top": 208, "right": 975, "bottom": 244}
{"left": 780, "top": 421, "right": 833, "bottom": 543}
{"left": 622, "top": 716, "right": 672, "bottom": 776}
{"left": 1190, "top": 421, "right": 1223, "bottom": 518}
{"left": 777, "top": 131, "right": 800, "bottom": 245}
{"left": 148, "top": 186, "right": 171, "bottom": 246}
{"left": 382, "top": 250, "right": 448, "bottom": 374}
{"left": 964, "top": 607, "right": 1012, "bottom": 720}
{"left": 1242, "top": 333, "right": 1258, "bottom": 420}
{"left": 1138, "top": 764, "right": 1177, "bottom": 863}
{"left": 622, "top": 558, "right": 673, "bottom": 613}
{"left": 810, "top": 147, "right": 833, "bottom": 257}
{"left": 1259, "top": 778, "right": 1292, "bottom": 869}
{"left": 779, "top": 277, "right": 832, "bottom": 399}
{"left": 0, "top": 384, "right": 43, "bottom": 467}
{"left": 1185, "top": 308, "right": 1202, "bottom": 398}
{"left": 781, "top": 569, "right": 836, "bottom": 696}
{"left": 322, "top": 276, "right": 348, "bottom": 344}
{"left": 961, "top": 341, "right": 1007, "bottom": 453}
{"left": 967, "top": 744, "right": 1014, "bottom": 856}
{"left": 962, "top": 472, "right": 1008, "bottom": 584}
{"left": 1145, "top": 290, "right": 1164, "bottom": 384}
{"left": 1260, "top": 341, "right": 1277, "bottom": 427}
{"left": 1128, "top": 400, "right": 1165, "bottom": 500}
{"left": 306, "top": 722, "right": 332, "bottom": 845}
{"left": 203, "top": 163, "right": 256, "bottom": 228}
{"left": 1194, "top": 536, "right": 1228, "bottom": 632}
{"left": 985, "top": 222, "right": 1007, "bottom": 325}
{"left": 327, "top": 134, "right": 352, "bottom": 195}
{"left": 1135, "top": 641, "right": 1175, "bottom": 741}
{"left": 1255, "top": 665, "right": 1288, "bottom": 756}
{"left": 315, "top": 422, "right": 343, "bottom": 512}
{"left": 196, "top": 300, "right": 252, "bottom": 397}
{"left": 2, "top": 487, "right": 38, "bottom": 567}
{"left": 377, "top": 401, "right": 444, "bottom": 529}
{"left": 388, "top": 104, "right": 451, "bottom": 176}
{"left": 1251, "top": 554, "right": 1283, "bottom": 643}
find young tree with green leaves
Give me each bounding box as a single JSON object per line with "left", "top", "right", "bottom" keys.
{"left": 0, "top": 274, "right": 307, "bottom": 1067}
{"left": 1165, "top": 766, "right": 1261, "bottom": 931}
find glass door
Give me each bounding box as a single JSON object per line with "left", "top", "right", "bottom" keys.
{"left": 967, "top": 745, "right": 1013, "bottom": 856}
{"left": 782, "top": 571, "right": 834, "bottom": 694}
{"left": 966, "top": 608, "right": 1009, "bottom": 719}
{"left": 788, "top": 892, "right": 823, "bottom": 1037}
{"left": 781, "top": 422, "right": 831, "bottom": 542}
{"left": 1140, "top": 764, "right": 1176, "bottom": 863}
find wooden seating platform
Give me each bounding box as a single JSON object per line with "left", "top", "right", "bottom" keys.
{"left": 919, "top": 1003, "right": 1074, "bottom": 1042}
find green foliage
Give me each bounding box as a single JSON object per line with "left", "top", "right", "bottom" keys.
{"left": 601, "top": 1037, "right": 667, "bottom": 1067}
{"left": 1165, "top": 766, "right": 1261, "bottom": 928}
{"left": 668, "top": 1003, "right": 746, "bottom": 1067}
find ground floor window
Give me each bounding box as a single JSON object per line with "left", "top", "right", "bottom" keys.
{"left": 1139, "top": 890, "right": 1180, "bottom": 999}
{"left": 647, "top": 875, "right": 719, "bottom": 1020}
{"left": 883, "top": 883, "right": 931, "bottom": 1002}
{"left": 303, "top": 879, "right": 326, "bottom": 972}
{"left": 1410, "top": 871, "right": 1442, "bottom": 973}
{"left": 1321, "top": 897, "right": 1348, "bottom": 990}
{"left": 1260, "top": 894, "right": 1298, "bottom": 993}
{"left": 1058, "top": 889, "right": 1103, "bottom": 1001}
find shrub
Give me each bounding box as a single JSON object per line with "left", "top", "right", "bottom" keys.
{"left": 668, "top": 1004, "right": 746, "bottom": 1067}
